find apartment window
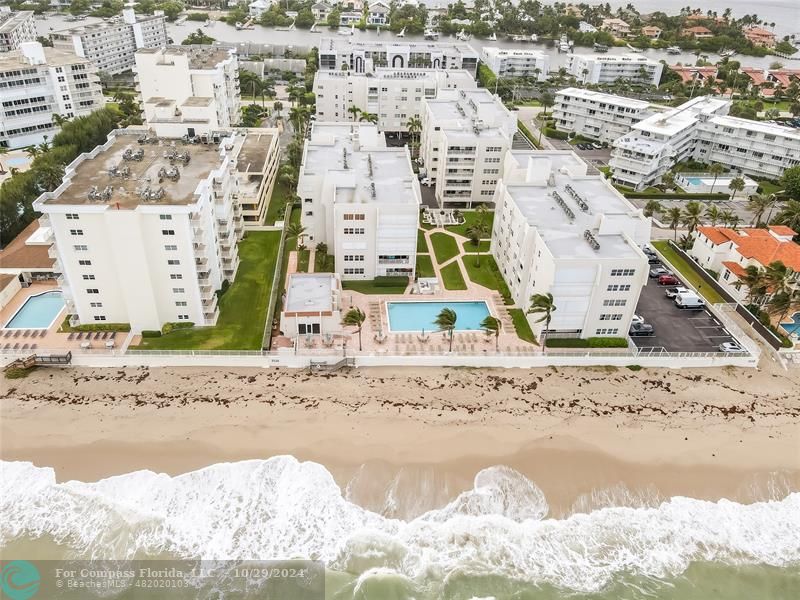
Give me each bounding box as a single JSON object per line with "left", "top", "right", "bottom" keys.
{"left": 603, "top": 299, "right": 627, "bottom": 307}
{"left": 172, "top": 287, "right": 185, "bottom": 293}
{"left": 343, "top": 267, "right": 365, "bottom": 275}
{"left": 486, "top": 146, "right": 502, "bottom": 152}
{"left": 344, "top": 255, "right": 364, "bottom": 261}
{"left": 66, "top": 213, "right": 79, "bottom": 220}
{"left": 159, "top": 214, "right": 172, "bottom": 220}
{"left": 82, "top": 274, "right": 95, "bottom": 280}
{"left": 177, "top": 314, "right": 190, "bottom": 320}
{"left": 486, "top": 157, "right": 501, "bottom": 163}
{"left": 481, "top": 179, "right": 497, "bottom": 186}
{"left": 170, "top": 274, "right": 183, "bottom": 280}
{"left": 175, "top": 301, "right": 187, "bottom": 307}
{"left": 343, "top": 214, "right": 366, "bottom": 221}
{"left": 298, "top": 323, "right": 321, "bottom": 335}
{"left": 73, "top": 244, "right": 88, "bottom": 251}
{"left": 480, "top": 190, "right": 494, "bottom": 196}
{"left": 606, "top": 284, "right": 631, "bottom": 292}
{"left": 89, "top": 302, "right": 103, "bottom": 308}
{"left": 595, "top": 328, "right": 619, "bottom": 335}
{"left": 78, "top": 259, "right": 92, "bottom": 266}
{"left": 164, "top": 244, "right": 178, "bottom": 251}
{"left": 93, "top": 316, "right": 107, "bottom": 321}
{"left": 343, "top": 227, "right": 365, "bottom": 234}
{"left": 69, "top": 229, "right": 83, "bottom": 236}
{"left": 599, "top": 313, "right": 623, "bottom": 321}
{"left": 610, "top": 269, "right": 635, "bottom": 276}
{"left": 167, "top": 259, "right": 180, "bottom": 265}
{"left": 483, "top": 169, "right": 499, "bottom": 174}
{"left": 86, "top": 288, "right": 99, "bottom": 294}
{"left": 162, "top": 229, "right": 175, "bottom": 235}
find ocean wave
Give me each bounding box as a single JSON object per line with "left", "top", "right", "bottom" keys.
{"left": 1, "top": 458, "right": 798, "bottom": 593}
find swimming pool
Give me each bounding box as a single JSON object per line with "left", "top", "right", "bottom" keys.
{"left": 686, "top": 177, "right": 703, "bottom": 186}
{"left": 5, "top": 156, "right": 30, "bottom": 168}
{"left": 4, "top": 291, "right": 65, "bottom": 329}
{"left": 780, "top": 312, "right": 800, "bottom": 336}
{"left": 386, "top": 301, "right": 491, "bottom": 332}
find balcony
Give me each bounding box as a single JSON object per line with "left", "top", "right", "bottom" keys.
{"left": 48, "top": 245, "right": 59, "bottom": 260}
{"left": 38, "top": 215, "right": 51, "bottom": 228}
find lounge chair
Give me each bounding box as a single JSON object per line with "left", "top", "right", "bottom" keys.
{"left": 67, "top": 333, "right": 75, "bottom": 341}
{"left": 76, "top": 332, "right": 83, "bottom": 340}
{"left": 13, "top": 330, "right": 21, "bottom": 338}
{"left": 12, "top": 343, "right": 19, "bottom": 350}
{"left": 21, "top": 343, "right": 28, "bottom": 350}
{"left": 30, "top": 344, "right": 37, "bottom": 350}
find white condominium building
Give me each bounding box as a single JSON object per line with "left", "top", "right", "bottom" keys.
{"left": 313, "top": 68, "right": 477, "bottom": 134}
{"left": 480, "top": 47, "right": 549, "bottom": 81}
{"left": 552, "top": 87, "right": 665, "bottom": 144}
{"left": 136, "top": 46, "right": 242, "bottom": 135}
{"left": 298, "top": 122, "right": 421, "bottom": 281}
{"left": 0, "top": 42, "right": 104, "bottom": 149}
{"left": 32, "top": 126, "right": 278, "bottom": 331}
{"left": 51, "top": 8, "right": 167, "bottom": 75}
{"left": 420, "top": 88, "right": 518, "bottom": 208}
{"left": 610, "top": 95, "right": 799, "bottom": 189}
{"left": 491, "top": 151, "right": 650, "bottom": 340}
{"left": 0, "top": 10, "right": 36, "bottom": 52}
{"left": 566, "top": 54, "right": 663, "bottom": 86}
{"left": 318, "top": 37, "right": 479, "bottom": 76}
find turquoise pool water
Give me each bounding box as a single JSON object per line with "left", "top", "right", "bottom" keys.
{"left": 387, "top": 301, "right": 491, "bottom": 332}
{"left": 4, "top": 291, "right": 65, "bottom": 329}
{"left": 780, "top": 312, "right": 800, "bottom": 336}
{"left": 686, "top": 177, "right": 703, "bottom": 186}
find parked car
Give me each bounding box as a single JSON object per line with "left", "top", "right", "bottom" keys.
{"left": 657, "top": 274, "right": 680, "bottom": 286}
{"left": 719, "top": 341, "right": 745, "bottom": 353}
{"left": 642, "top": 246, "right": 657, "bottom": 257}
{"left": 420, "top": 177, "right": 433, "bottom": 186}
{"left": 648, "top": 257, "right": 661, "bottom": 265}
{"left": 631, "top": 314, "right": 644, "bottom": 325}
{"left": 649, "top": 266, "right": 669, "bottom": 278}
{"left": 629, "top": 322, "right": 655, "bottom": 336}
{"left": 665, "top": 286, "right": 690, "bottom": 298}
{"left": 591, "top": 143, "right": 603, "bottom": 150}
{"left": 674, "top": 291, "right": 705, "bottom": 309}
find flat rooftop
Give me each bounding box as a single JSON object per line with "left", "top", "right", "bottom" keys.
{"left": 0, "top": 46, "right": 90, "bottom": 70}
{"left": 556, "top": 87, "right": 652, "bottom": 110}
{"left": 0, "top": 11, "right": 32, "bottom": 33}
{"left": 505, "top": 152, "right": 643, "bottom": 260}
{"left": 633, "top": 95, "right": 730, "bottom": 136}
{"left": 137, "top": 45, "right": 233, "bottom": 70}
{"left": 285, "top": 273, "right": 338, "bottom": 314}
{"left": 304, "top": 123, "right": 419, "bottom": 207}
{"left": 319, "top": 36, "right": 477, "bottom": 57}
{"left": 708, "top": 114, "right": 800, "bottom": 139}
{"left": 39, "top": 131, "right": 234, "bottom": 209}
{"left": 426, "top": 89, "right": 514, "bottom": 137}
{"left": 315, "top": 67, "right": 475, "bottom": 83}
{"left": 572, "top": 53, "right": 660, "bottom": 65}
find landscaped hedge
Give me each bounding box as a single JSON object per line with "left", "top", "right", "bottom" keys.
{"left": 623, "top": 192, "right": 729, "bottom": 200}
{"left": 544, "top": 127, "right": 568, "bottom": 140}
{"left": 60, "top": 318, "right": 131, "bottom": 332}
{"left": 141, "top": 330, "right": 162, "bottom": 338}
{"left": 545, "top": 337, "right": 629, "bottom": 348}
{"left": 162, "top": 321, "right": 195, "bottom": 334}
{"left": 517, "top": 122, "right": 541, "bottom": 149}
{"left": 373, "top": 276, "right": 409, "bottom": 288}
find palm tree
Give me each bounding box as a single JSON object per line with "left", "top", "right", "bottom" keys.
{"left": 35, "top": 163, "right": 65, "bottom": 192}
{"left": 643, "top": 199, "right": 662, "bottom": 218}
{"left": 666, "top": 206, "right": 682, "bottom": 241}
{"left": 747, "top": 193, "right": 774, "bottom": 227}
{"left": 25, "top": 146, "right": 40, "bottom": 160}
{"left": 728, "top": 176, "right": 746, "bottom": 199}
{"left": 540, "top": 92, "right": 554, "bottom": 117}
{"left": 735, "top": 265, "right": 768, "bottom": 305}
{"left": 681, "top": 201, "right": 704, "bottom": 234}
{"left": 661, "top": 171, "right": 676, "bottom": 190}
{"left": 273, "top": 100, "right": 283, "bottom": 117}
{"left": 360, "top": 112, "right": 378, "bottom": 124}
{"left": 764, "top": 261, "right": 797, "bottom": 300}
{"left": 51, "top": 113, "right": 71, "bottom": 127}
{"left": 481, "top": 315, "right": 501, "bottom": 351}
{"left": 705, "top": 204, "right": 722, "bottom": 226}
{"left": 466, "top": 219, "right": 489, "bottom": 267}
{"left": 774, "top": 200, "right": 800, "bottom": 231}
{"left": 527, "top": 292, "right": 556, "bottom": 351}
{"left": 708, "top": 163, "right": 725, "bottom": 194}
{"left": 347, "top": 106, "right": 362, "bottom": 122}
{"left": 286, "top": 222, "right": 307, "bottom": 248}
{"left": 434, "top": 307, "right": 458, "bottom": 352}
{"left": 406, "top": 116, "right": 422, "bottom": 159}
{"left": 342, "top": 307, "right": 366, "bottom": 351}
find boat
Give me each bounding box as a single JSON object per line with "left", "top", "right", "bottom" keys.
{"left": 593, "top": 43, "right": 609, "bottom": 52}
{"left": 511, "top": 34, "right": 536, "bottom": 43}
{"left": 666, "top": 46, "right": 682, "bottom": 55}
{"left": 396, "top": 27, "right": 405, "bottom": 38}
{"left": 175, "top": 15, "right": 187, "bottom": 25}
{"left": 558, "top": 34, "right": 572, "bottom": 52}
{"left": 719, "top": 49, "right": 736, "bottom": 58}
{"left": 456, "top": 28, "right": 470, "bottom": 42}
{"left": 338, "top": 24, "right": 354, "bottom": 36}
{"left": 424, "top": 28, "right": 439, "bottom": 40}
{"left": 488, "top": 32, "right": 497, "bottom": 41}
{"left": 203, "top": 19, "right": 212, "bottom": 28}
{"left": 235, "top": 22, "right": 243, "bottom": 30}
{"left": 625, "top": 43, "right": 643, "bottom": 53}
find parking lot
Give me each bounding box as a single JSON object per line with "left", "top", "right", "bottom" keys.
{"left": 631, "top": 268, "right": 739, "bottom": 353}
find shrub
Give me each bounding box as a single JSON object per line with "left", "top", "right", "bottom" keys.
{"left": 545, "top": 337, "right": 628, "bottom": 348}
{"left": 141, "top": 330, "right": 162, "bottom": 338}
{"left": 4, "top": 367, "right": 33, "bottom": 379}
{"left": 544, "top": 127, "right": 568, "bottom": 140}
{"left": 622, "top": 192, "right": 729, "bottom": 200}
{"left": 216, "top": 279, "right": 231, "bottom": 299}
{"left": 61, "top": 319, "right": 131, "bottom": 332}
{"left": 161, "top": 321, "right": 195, "bottom": 335}
{"left": 626, "top": 365, "right": 643, "bottom": 371}
{"left": 587, "top": 337, "right": 629, "bottom": 348}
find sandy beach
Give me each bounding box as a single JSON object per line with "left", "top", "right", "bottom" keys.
{"left": 2, "top": 361, "right": 799, "bottom": 517}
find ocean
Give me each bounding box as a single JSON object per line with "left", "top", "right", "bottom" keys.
{"left": 2, "top": 458, "right": 798, "bottom": 599}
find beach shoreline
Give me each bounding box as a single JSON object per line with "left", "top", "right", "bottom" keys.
{"left": 2, "top": 363, "right": 799, "bottom": 517}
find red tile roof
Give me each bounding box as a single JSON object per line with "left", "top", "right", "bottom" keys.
{"left": 684, "top": 26, "right": 712, "bottom": 34}
{"left": 721, "top": 261, "right": 747, "bottom": 277}
{"left": 769, "top": 225, "right": 797, "bottom": 237}
{"left": 769, "top": 69, "right": 800, "bottom": 87}
{"left": 741, "top": 67, "right": 766, "bottom": 86}
{"left": 698, "top": 226, "right": 800, "bottom": 271}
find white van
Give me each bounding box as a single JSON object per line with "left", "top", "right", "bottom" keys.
{"left": 674, "top": 292, "right": 705, "bottom": 309}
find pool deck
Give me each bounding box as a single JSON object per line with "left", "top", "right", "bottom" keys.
{"left": 0, "top": 281, "right": 128, "bottom": 353}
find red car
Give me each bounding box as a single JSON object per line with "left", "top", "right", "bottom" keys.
{"left": 658, "top": 274, "right": 680, "bottom": 286}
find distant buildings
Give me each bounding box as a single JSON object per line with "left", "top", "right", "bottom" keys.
{"left": 691, "top": 226, "right": 800, "bottom": 302}
{"left": 601, "top": 18, "right": 631, "bottom": 38}
{"left": 491, "top": 151, "right": 650, "bottom": 340}
{"left": 51, "top": 8, "right": 167, "bottom": 75}
{"left": 0, "top": 42, "right": 104, "bottom": 149}
{"left": 249, "top": 0, "right": 274, "bottom": 19}
{"left": 318, "top": 37, "right": 479, "bottom": 76}
{"left": 552, "top": 87, "right": 665, "bottom": 144}
{"left": 480, "top": 47, "right": 549, "bottom": 81}
{"left": 610, "top": 96, "right": 800, "bottom": 190}
{"left": 681, "top": 26, "right": 713, "bottom": 40}
{"left": 640, "top": 26, "right": 662, "bottom": 40}
{"left": 0, "top": 10, "right": 36, "bottom": 53}
{"left": 367, "top": 1, "right": 391, "bottom": 26}
{"left": 565, "top": 54, "right": 663, "bottom": 86}
{"left": 742, "top": 26, "right": 777, "bottom": 48}
{"left": 32, "top": 126, "right": 278, "bottom": 331}
{"left": 297, "top": 122, "right": 421, "bottom": 281}
{"left": 313, "top": 68, "right": 477, "bottom": 134}
{"left": 420, "top": 88, "right": 518, "bottom": 208}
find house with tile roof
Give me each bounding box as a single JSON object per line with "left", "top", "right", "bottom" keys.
{"left": 743, "top": 26, "right": 776, "bottom": 48}
{"left": 682, "top": 26, "right": 713, "bottom": 39}
{"left": 690, "top": 226, "right": 800, "bottom": 301}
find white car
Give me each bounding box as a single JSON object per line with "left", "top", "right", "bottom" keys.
{"left": 719, "top": 341, "right": 745, "bottom": 353}
{"left": 665, "top": 286, "right": 690, "bottom": 298}
{"left": 420, "top": 177, "right": 433, "bottom": 186}
{"left": 631, "top": 314, "right": 644, "bottom": 325}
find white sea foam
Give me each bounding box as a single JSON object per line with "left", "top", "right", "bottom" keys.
{"left": 1, "top": 458, "right": 798, "bottom": 593}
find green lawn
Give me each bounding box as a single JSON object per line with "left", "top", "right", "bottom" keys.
{"left": 446, "top": 210, "right": 495, "bottom": 238}
{"left": 136, "top": 231, "right": 281, "bottom": 350}
{"left": 265, "top": 179, "right": 291, "bottom": 225}
{"left": 430, "top": 232, "right": 461, "bottom": 265}
{"left": 462, "top": 240, "right": 491, "bottom": 254}
{"left": 417, "top": 229, "right": 430, "bottom": 253}
{"left": 314, "top": 250, "right": 335, "bottom": 273}
{"left": 296, "top": 248, "right": 310, "bottom": 273}
{"left": 509, "top": 308, "right": 537, "bottom": 344}
{"left": 461, "top": 256, "right": 512, "bottom": 302}
{"left": 756, "top": 179, "right": 782, "bottom": 196}
{"left": 652, "top": 240, "right": 726, "bottom": 304}
{"left": 342, "top": 280, "right": 408, "bottom": 294}
{"left": 416, "top": 254, "right": 435, "bottom": 278}
{"left": 440, "top": 261, "right": 467, "bottom": 290}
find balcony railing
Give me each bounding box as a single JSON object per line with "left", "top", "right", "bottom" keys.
{"left": 48, "top": 246, "right": 59, "bottom": 259}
